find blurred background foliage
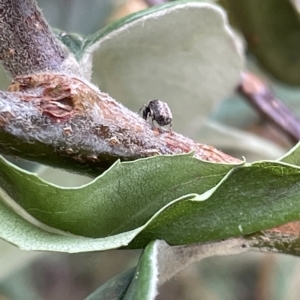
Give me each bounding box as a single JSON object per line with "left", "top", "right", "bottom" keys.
{"left": 2, "top": 0, "right": 300, "bottom": 299}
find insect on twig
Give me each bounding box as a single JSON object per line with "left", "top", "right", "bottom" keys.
{"left": 139, "top": 99, "right": 173, "bottom": 131}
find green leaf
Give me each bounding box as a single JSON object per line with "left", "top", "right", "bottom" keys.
{"left": 88, "top": 241, "right": 211, "bottom": 300}
{"left": 223, "top": 0, "right": 300, "bottom": 85}
{"left": 85, "top": 240, "right": 192, "bottom": 300}
{"left": 130, "top": 159, "right": 300, "bottom": 248}
{"left": 84, "top": 269, "right": 135, "bottom": 300}
{"left": 122, "top": 241, "right": 160, "bottom": 300}
{"left": 116, "top": 238, "right": 247, "bottom": 300}
{"left": 54, "top": 30, "right": 85, "bottom": 61}
{"left": 0, "top": 187, "right": 143, "bottom": 253}
{"left": 279, "top": 141, "right": 300, "bottom": 166}
{"left": 3, "top": 144, "right": 300, "bottom": 252}
{"left": 0, "top": 154, "right": 238, "bottom": 238}
{"left": 88, "top": 240, "right": 176, "bottom": 300}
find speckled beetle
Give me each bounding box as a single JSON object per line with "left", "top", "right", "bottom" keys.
{"left": 139, "top": 99, "right": 173, "bottom": 130}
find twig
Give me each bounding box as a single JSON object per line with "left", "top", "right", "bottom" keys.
{"left": 238, "top": 72, "right": 300, "bottom": 144}
{"left": 247, "top": 222, "right": 300, "bottom": 256}
{"left": 0, "top": 0, "right": 66, "bottom": 77}
{"left": 0, "top": 73, "right": 240, "bottom": 177}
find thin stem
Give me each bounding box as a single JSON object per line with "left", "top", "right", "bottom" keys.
{"left": 238, "top": 72, "right": 300, "bottom": 144}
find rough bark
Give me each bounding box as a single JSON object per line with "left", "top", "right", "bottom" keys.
{"left": 0, "top": 0, "right": 66, "bottom": 77}
{"left": 0, "top": 73, "right": 240, "bottom": 176}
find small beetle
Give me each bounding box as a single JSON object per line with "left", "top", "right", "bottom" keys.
{"left": 139, "top": 99, "right": 173, "bottom": 130}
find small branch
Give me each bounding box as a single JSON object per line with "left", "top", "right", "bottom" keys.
{"left": 0, "top": 0, "right": 66, "bottom": 77}
{"left": 157, "top": 238, "right": 249, "bottom": 285}
{"left": 238, "top": 72, "right": 300, "bottom": 144}
{"left": 245, "top": 221, "right": 300, "bottom": 256}
{"left": 0, "top": 73, "right": 241, "bottom": 177}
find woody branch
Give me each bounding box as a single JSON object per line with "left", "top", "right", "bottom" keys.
{"left": 0, "top": 0, "right": 240, "bottom": 177}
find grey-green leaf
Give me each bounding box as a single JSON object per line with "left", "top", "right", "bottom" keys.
{"left": 81, "top": 1, "right": 244, "bottom": 136}
{"left": 0, "top": 154, "right": 238, "bottom": 238}
{"left": 122, "top": 241, "right": 160, "bottom": 300}
{"left": 0, "top": 188, "right": 142, "bottom": 253}
{"left": 54, "top": 30, "right": 85, "bottom": 61}
{"left": 130, "top": 160, "right": 300, "bottom": 248}
{"left": 279, "top": 141, "right": 300, "bottom": 166}
{"left": 3, "top": 146, "right": 300, "bottom": 252}
{"left": 120, "top": 238, "right": 248, "bottom": 300}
